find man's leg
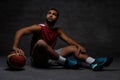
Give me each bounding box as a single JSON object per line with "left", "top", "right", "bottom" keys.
{"left": 31, "top": 40, "right": 62, "bottom": 67}
{"left": 60, "top": 46, "right": 113, "bottom": 70}
{"left": 31, "top": 40, "right": 78, "bottom": 68}
{"left": 61, "top": 46, "right": 89, "bottom": 60}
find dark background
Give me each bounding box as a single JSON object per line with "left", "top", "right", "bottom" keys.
{"left": 0, "top": 0, "right": 120, "bottom": 57}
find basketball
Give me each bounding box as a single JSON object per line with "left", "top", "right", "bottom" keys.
{"left": 7, "top": 51, "right": 26, "bottom": 69}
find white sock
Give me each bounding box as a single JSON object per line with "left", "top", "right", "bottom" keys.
{"left": 86, "top": 57, "right": 95, "bottom": 64}
{"left": 58, "top": 56, "right": 66, "bottom": 64}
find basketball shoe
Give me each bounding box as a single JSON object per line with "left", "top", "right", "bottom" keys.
{"left": 64, "top": 58, "right": 79, "bottom": 69}
{"left": 90, "top": 57, "right": 113, "bottom": 71}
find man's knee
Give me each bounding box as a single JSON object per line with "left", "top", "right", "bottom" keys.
{"left": 35, "top": 39, "right": 47, "bottom": 47}
{"left": 62, "top": 46, "right": 78, "bottom": 55}
{"left": 69, "top": 46, "right": 78, "bottom": 52}
{"left": 32, "top": 40, "right": 48, "bottom": 56}
{"left": 67, "top": 46, "right": 80, "bottom": 57}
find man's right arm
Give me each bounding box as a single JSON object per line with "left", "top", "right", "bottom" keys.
{"left": 13, "top": 24, "right": 41, "bottom": 53}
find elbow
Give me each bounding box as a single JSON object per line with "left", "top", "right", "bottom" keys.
{"left": 15, "top": 29, "right": 25, "bottom": 36}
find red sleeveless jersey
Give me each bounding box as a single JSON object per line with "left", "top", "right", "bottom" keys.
{"left": 30, "top": 24, "right": 58, "bottom": 52}
{"left": 39, "top": 24, "right": 58, "bottom": 48}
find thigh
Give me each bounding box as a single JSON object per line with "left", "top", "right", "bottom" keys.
{"left": 60, "top": 46, "right": 77, "bottom": 57}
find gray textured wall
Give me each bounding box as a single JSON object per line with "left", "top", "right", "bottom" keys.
{"left": 0, "top": 0, "right": 120, "bottom": 57}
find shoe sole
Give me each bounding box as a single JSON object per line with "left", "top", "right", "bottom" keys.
{"left": 92, "top": 64, "right": 103, "bottom": 71}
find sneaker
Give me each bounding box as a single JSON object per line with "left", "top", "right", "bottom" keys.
{"left": 90, "top": 63, "right": 103, "bottom": 71}
{"left": 90, "top": 57, "right": 113, "bottom": 71}
{"left": 95, "top": 57, "right": 113, "bottom": 67}
{"left": 64, "top": 58, "right": 79, "bottom": 69}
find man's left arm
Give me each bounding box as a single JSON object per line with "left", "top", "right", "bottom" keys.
{"left": 57, "top": 28, "right": 86, "bottom": 53}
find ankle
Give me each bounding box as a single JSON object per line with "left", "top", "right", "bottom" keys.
{"left": 86, "top": 57, "right": 95, "bottom": 64}
{"left": 58, "top": 56, "right": 66, "bottom": 64}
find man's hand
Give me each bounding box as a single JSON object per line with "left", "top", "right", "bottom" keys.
{"left": 77, "top": 46, "right": 87, "bottom": 54}
{"left": 12, "top": 47, "right": 25, "bottom": 55}
{"left": 80, "top": 46, "right": 86, "bottom": 53}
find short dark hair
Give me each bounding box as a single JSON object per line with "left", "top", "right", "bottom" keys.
{"left": 49, "top": 8, "right": 59, "bottom": 18}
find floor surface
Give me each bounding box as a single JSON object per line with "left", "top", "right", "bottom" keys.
{"left": 0, "top": 56, "right": 120, "bottom": 80}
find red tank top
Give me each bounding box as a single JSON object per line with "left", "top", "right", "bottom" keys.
{"left": 31, "top": 24, "right": 58, "bottom": 51}
{"left": 39, "top": 24, "right": 58, "bottom": 48}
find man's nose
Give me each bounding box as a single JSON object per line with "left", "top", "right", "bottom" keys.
{"left": 49, "top": 14, "right": 53, "bottom": 17}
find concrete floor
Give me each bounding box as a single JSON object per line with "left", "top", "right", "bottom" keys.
{"left": 0, "top": 56, "right": 120, "bottom": 80}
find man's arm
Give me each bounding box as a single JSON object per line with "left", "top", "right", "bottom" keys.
{"left": 57, "top": 28, "right": 86, "bottom": 53}
{"left": 13, "top": 24, "right": 41, "bottom": 53}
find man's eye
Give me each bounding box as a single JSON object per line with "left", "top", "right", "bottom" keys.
{"left": 53, "top": 13, "right": 57, "bottom": 16}
{"left": 48, "top": 12, "right": 51, "bottom": 14}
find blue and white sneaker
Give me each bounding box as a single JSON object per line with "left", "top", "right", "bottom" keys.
{"left": 90, "top": 57, "right": 113, "bottom": 71}
{"left": 64, "top": 58, "right": 79, "bottom": 69}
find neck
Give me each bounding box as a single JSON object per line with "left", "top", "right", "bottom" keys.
{"left": 45, "top": 21, "right": 56, "bottom": 28}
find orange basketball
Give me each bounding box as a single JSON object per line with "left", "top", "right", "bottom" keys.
{"left": 7, "top": 51, "right": 26, "bottom": 69}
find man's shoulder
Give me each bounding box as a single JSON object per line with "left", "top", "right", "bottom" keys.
{"left": 38, "top": 24, "right": 45, "bottom": 27}
{"left": 53, "top": 27, "right": 61, "bottom": 31}
{"left": 55, "top": 27, "right": 63, "bottom": 31}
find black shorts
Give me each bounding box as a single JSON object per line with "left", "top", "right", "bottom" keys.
{"left": 31, "top": 48, "right": 62, "bottom": 68}
{"left": 31, "top": 52, "right": 49, "bottom": 68}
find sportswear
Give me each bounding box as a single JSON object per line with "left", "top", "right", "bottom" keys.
{"left": 30, "top": 24, "right": 58, "bottom": 54}
{"left": 64, "top": 57, "right": 79, "bottom": 69}
{"left": 90, "top": 57, "right": 113, "bottom": 71}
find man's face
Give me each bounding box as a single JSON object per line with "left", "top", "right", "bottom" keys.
{"left": 46, "top": 10, "right": 58, "bottom": 22}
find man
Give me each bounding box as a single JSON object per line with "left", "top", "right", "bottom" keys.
{"left": 12, "top": 8, "right": 113, "bottom": 70}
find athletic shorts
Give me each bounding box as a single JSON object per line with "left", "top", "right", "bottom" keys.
{"left": 55, "top": 48, "right": 63, "bottom": 55}
{"left": 48, "top": 48, "right": 63, "bottom": 65}
{"left": 31, "top": 48, "right": 63, "bottom": 67}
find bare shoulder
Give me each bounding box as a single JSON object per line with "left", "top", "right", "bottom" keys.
{"left": 56, "top": 27, "right": 64, "bottom": 34}
{"left": 56, "top": 27, "right": 62, "bottom": 31}
{"left": 29, "top": 24, "right": 42, "bottom": 30}
{"left": 22, "top": 24, "right": 42, "bottom": 33}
